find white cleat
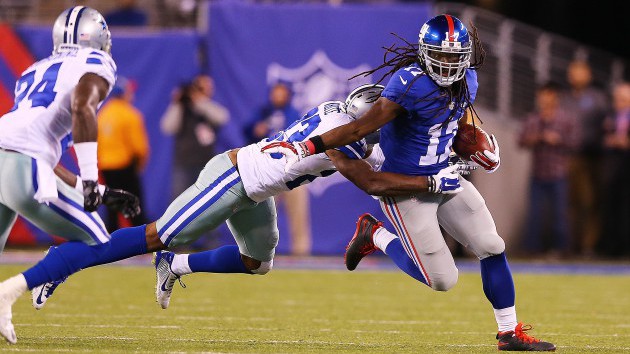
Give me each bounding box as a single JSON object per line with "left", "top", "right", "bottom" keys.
{"left": 31, "top": 278, "right": 65, "bottom": 310}
{"left": 153, "top": 251, "right": 185, "bottom": 310}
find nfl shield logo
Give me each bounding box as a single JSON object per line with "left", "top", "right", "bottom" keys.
{"left": 267, "top": 50, "right": 372, "bottom": 114}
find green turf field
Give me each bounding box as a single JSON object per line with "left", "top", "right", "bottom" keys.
{"left": 0, "top": 264, "right": 628, "bottom": 353}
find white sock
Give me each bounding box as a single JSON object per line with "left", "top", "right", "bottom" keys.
{"left": 0, "top": 275, "right": 27, "bottom": 302}
{"left": 170, "top": 254, "right": 192, "bottom": 276}
{"left": 373, "top": 227, "right": 397, "bottom": 253}
{"left": 494, "top": 306, "right": 517, "bottom": 333}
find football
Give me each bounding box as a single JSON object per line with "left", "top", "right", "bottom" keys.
{"left": 452, "top": 123, "right": 494, "bottom": 161}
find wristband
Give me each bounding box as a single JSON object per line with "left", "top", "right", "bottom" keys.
{"left": 74, "top": 176, "right": 83, "bottom": 191}
{"left": 308, "top": 135, "right": 325, "bottom": 154}
{"left": 74, "top": 142, "right": 99, "bottom": 181}
{"left": 427, "top": 176, "right": 436, "bottom": 193}
{"left": 304, "top": 140, "right": 316, "bottom": 156}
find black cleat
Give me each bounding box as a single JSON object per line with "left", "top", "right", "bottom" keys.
{"left": 344, "top": 213, "right": 383, "bottom": 271}
{"left": 497, "top": 323, "right": 556, "bottom": 351}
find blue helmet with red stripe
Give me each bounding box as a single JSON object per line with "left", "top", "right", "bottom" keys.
{"left": 418, "top": 14, "right": 472, "bottom": 87}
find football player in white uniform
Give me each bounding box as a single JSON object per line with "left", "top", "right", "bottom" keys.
{"left": 0, "top": 84, "right": 467, "bottom": 343}
{"left": 0, "top": 5, "right": 139, "bottom": 335}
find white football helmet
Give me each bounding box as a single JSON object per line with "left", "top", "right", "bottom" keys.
{"left": 344, "top": 84, "right": 385, "bottom": 120}
{"left": 52, "top": 6, "right": 112, "bottom": 55}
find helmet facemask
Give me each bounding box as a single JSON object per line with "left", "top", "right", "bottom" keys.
{"left": 419, "top": 42, "right": 471, "bottom": 87}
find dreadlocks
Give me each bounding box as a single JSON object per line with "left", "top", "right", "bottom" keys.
{"left": 350, "top": 21, "right": 486, "bottom": 129}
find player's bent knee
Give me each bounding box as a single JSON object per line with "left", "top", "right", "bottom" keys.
{"left": 429, "top": 267, "right": 459, "bottom": 292}
{"left": 251, "top": 260, "right": 273, "bottom": 275}
{"left": 477, "top": 234, "right": 505, "bottom": 259}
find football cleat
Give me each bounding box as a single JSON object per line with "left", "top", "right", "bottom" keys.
{"left": 345, "top": 213, "right": 384, "bottom": 271}
{"left": 154, "top": 251, "right": 185, "bottom": 309}
{"left": 497, "top": 323, "right": 556, "bottom": 351}
{"left": 31, "top": 277, "right": 66, "bottom": 310}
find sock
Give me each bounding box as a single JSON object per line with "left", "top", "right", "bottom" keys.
{"left": 480, "top": 252, "right": 516, "bottom": 310}
{"left": 373, "top": 227, "right": 397, "bottom": 251}
{"left": 494, "top": 306, "right": 518, "bottom": 333}
{"left": 187, "top": 245, "right": 249, "bottom": 274}
{"left": 23, "top": 225, "right": 148, "bottom": 289}
{"left": 171, "top": 254, "right": 192, "bottom": 276}
{"left": 0, "top": 275, "right": 28, "bottom": 302}
{"left": 385, "top": 239, "right": 428, "bottom": 285}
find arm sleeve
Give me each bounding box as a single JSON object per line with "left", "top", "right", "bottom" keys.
{"left": 160, "top": 102, "right": 183, "bottom": 135}
{"left": 380, "top": 68, "right": 418, "bottom": 114}
{"left": 195, "top": 99, "right": 229, "bottom": 126}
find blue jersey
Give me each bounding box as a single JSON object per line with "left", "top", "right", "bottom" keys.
{"left": 379, "top": 64, "right": 478, "bottom": 175}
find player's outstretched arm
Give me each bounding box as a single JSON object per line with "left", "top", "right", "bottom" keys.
{"left": 71, "top": 73, "right": 110, "bottom": 211}
{"left": 261, "top": 98, "right": 403, "bottom": 171}
{"left": 327, "top": 150, "right": 463, "bottom": 196}
{"left": 318, "top": 98, "right": 402, "bottom": 150}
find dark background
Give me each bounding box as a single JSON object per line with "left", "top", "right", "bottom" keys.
{"left": 441, "top": 0, "right": 629, "bottom": 59}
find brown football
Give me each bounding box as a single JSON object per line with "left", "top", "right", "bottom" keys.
{"left": 452, "top": 124, "right": 493, "bottom": 161}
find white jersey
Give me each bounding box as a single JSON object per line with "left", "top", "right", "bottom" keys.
{"left": 238, "top": 101, "right": 376, "bottom": 202}
{"left": 0, "top": 48, "right": 116, "bottom": 168}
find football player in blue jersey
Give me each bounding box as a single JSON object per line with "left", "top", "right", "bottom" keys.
{"left": 262, "top": 14, "right": 555, "bottom": 352}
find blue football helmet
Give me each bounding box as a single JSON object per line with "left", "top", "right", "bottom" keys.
{"left": 418, "top": 14, "right": 472, "bottom": 87}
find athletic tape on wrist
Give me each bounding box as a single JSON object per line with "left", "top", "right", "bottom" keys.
{"left": 74, "top": 142, "right": 98, "bottom": 181}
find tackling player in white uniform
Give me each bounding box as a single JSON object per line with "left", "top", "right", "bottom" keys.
{"left": 0, "top": 6, "right": 140, "bottom": 330}
{"left": 0, "top": 84, "right": 468, "bottom": 343}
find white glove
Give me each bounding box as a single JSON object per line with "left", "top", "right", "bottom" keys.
{"left": 261, "top": 141, "right": 311, "bottom": 172}
{"left": 428, "top": 165, "right": 463, "bottom": 194}
{"left": 469, "top": 134, "right": 501, "bottom": 173}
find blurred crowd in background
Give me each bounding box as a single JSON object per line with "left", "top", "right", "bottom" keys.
{"left": 0, "top": 0, "right": 628, "bottom": 260}
{"left": 519, "top": 61, "right": 629, "bottom": 259}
